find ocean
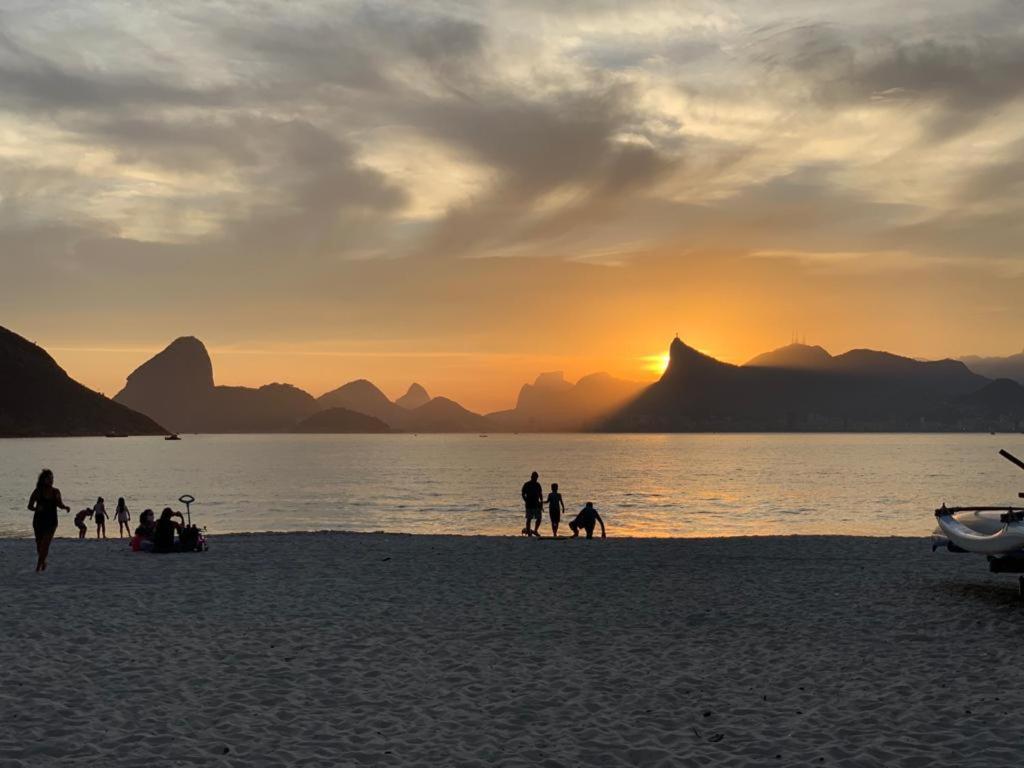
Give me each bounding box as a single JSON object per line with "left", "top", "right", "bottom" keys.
{"left": 1, "top": 433, "right": 1022, "bottom": 538}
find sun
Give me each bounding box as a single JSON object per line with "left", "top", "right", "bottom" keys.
{"left": 642, "top": 353, "right": 671, "bottom": 375}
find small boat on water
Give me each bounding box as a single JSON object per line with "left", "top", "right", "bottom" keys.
{"left": 165, "top": 434, "right": 181, "bottom": 441}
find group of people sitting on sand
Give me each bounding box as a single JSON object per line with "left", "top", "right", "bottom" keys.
{"left": 130, "top": 507, "right": 203, "bottom": 553}
{"left": 520, "top": 471, "right": 606, "bottom": 539}
{"left": 27, "top": 468, "right": 204, "bottom": 571}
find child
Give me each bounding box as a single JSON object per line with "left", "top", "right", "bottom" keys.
{"left": 546, "top": 483, "right": 565, "bottom": 538}
{"left": 74, "top": 508, "right": 93, "bottom": 540}
{"left": 568, "top": 502, "right": 605, "bottom": 539}
{"left": 93, "top": 497, "right": 107, "bottom": 539}
{"left": 114, "top": 497, "right": 131, "bottom": 538}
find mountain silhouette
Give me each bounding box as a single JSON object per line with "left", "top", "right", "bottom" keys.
{"left": 206, "top": 383, "right": 318, "bottom": 432}
{"left": 952, "top": 378, "right": 1024, "bottom": 423}
{"left": 604, "top": 337, "right": 1000, "bottom": 431}
{"left": 293, "top": 407, "right": 390, "bottom": 433}
{"left": 115, "top": 337, "right": 214, "bottom": 431}
{"left": 746, "top": 342, "right": 986, "bottom": 393}
{"left": 0, "top": 325, "right": 165, "bottom": 437}
{"left": 317, "top": 379, "right": 409, "bottom": 426}
{"left": 100, "top": 332, "right": 1024, "bottom": 434}
{"left": 395, "top": 383, "right": 431, "bottom": 410}
{"left": 115, "top": 337, "right": 317, "bottom": 432}
{"left": 407, "top": 396, "right": 492, "bottom": 432}
{"left": 316, "top": 379, "right": 494, "bottom": 431}
{"left": 489, "top": 371, "right": 644, "bottom": 430}
{"left": 960, "top": 351, "right": 1024, "bottom": 386}
{"left": 745, "top": 343, "right": 833, "bottom": 370}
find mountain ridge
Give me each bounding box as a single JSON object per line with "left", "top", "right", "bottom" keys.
{"left": 1, "top": 325, "right": 166, "bottom": 437}
{"left": 604, "top": 337, "right": 1001, "bottom": 431}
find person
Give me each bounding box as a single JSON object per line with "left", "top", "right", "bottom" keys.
{"left": 73, "top": 508, "right": 93, "bottom": 540}
{"left": 547, "top": 483, "right": 565, "bottom": 538}
{"left": 521, "top": 471, "right": 543, "bottom": 537}
{"left": 93, "top": 497, "right": 107, "bottom": 539}
{"left": 152, "top": 507, "right": 184, "bottom": 553}
{"left": 568, "top": 502, "right": 605, "bottom": 539}
{"left": 136, "top": 509, "right": 156, "bottom": 536}
{"left": 131, "top": 509, "right": 156, "bottom": 552}
{"left": 114, "top": 498, "right": 131, "bottom": 538}
{"left": 27, "top": 469, "right": 70, "bottom": 572}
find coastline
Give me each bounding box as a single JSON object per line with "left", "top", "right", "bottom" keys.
{"left": 2, "top": 533, "right": 1021, "bottom": 766}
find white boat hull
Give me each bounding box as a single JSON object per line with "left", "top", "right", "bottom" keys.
{"left": 936, "top": 511, "right": 1024, "bottom": 555}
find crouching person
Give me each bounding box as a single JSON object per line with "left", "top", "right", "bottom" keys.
{"left": 568, "top": 502, "right": 605, "bottom": 539}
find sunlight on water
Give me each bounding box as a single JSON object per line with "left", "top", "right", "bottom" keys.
{"left": 2, "top": 433, "right": 1023, "bottom": 539}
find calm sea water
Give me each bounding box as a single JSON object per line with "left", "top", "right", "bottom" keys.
{"left": 1, "top": 433, "right": 1022, "bottom": 539}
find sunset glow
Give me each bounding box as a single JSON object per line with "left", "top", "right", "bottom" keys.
{"left": 2, "top": 1, "right": 1023, "bottom": 412}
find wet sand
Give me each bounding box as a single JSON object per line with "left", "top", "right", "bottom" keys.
{"left": 1, "top": 533, "right": 1022, "bottom": 767}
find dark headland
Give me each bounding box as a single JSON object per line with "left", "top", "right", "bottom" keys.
{"left": 0, "top": 326, "right": 164, "bottom": 437}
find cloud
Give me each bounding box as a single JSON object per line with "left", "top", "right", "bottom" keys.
{"left": 756, "top": 16, "right": 1024, "bottom": 140}
{"left": 2, "top": 0, "right": 1024, "bottom": 351}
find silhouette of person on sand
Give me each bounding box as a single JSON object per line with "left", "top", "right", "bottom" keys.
{"left": 74, "top": 508, "right": 93, "bottom": 540}
{"left": 569, "top": 502, "right": 605, "bottom": 539}
{"left": 153, "top": 508, "right": 185, "bottom": 553}
{"left": 92, "top": 497, "right": 107, "bottom": 539}
{"left": 27, "top": 468, "right": 70, "bottom": 571}
{"left": 521, "top": 471, "right": 543, "bottom": 537}
{"left": 114, "top": 497, "right": 131, "bottom": 538}
{"left": 547, "top": 483, "right": 564, "bottom": 537}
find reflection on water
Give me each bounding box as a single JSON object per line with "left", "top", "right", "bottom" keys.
{"left": 1, "top": 433, "right": 1022, "bottom": 538}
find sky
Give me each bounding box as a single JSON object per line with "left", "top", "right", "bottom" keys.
{"left": 3, "top": 0, "right": 1024, "bottom": 412}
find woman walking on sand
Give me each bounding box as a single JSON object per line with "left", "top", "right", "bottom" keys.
{"left": 27, "top": 469, "right": 70, "bottom": 572}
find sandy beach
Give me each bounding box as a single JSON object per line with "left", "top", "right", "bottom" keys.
{"left": 2, "top": 532, "right": 1023, "bottom": 767}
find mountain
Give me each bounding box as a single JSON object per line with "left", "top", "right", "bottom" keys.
{"left": 206, "top": 383, "right": 318, "bottom": 433}
{"left": 960, "top": 351, "right": 1024, "bottom": 385}
{"left": 603, "top": 337, "right": 998, "bottom": 431}
{"left": 114, "top": 337, "right": 318, "bottom": 432}
{"left": 407, "top": 397, "right": 493, "bottom": 432}
{"left": 952, "top": 379, "right": 1024, "bottom": 423}
{"left": 115, "top": 337, "right": 215, "bottom": 432}
{"left": 489, "top": 371, "right": 645, "bottom": 431}
{"left": 745, "top": 343, "right": 833, "bottom": 370}
{"left": 0, "top": 325, "right": 165, "bottom": 437}
{"left": 746, "top": 343, "right": 986, "bottom": 395}
{"left": 316, "top": 379, "right": 409, "bottom": 426}
{"left": 395, "top": 383, "right": 431, "bottom": 410}
{"left": 293, "top": 407, "right": 390, "bottom": 433}
{"left": 316, "top": 379, "right": 493, "bottom": 431}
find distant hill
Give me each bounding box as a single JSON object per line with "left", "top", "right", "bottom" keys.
{"left": 747, "top": 343, "right": 986, "bottom": 395}
{"left": 206, "top": 383, "right": 318, "bottom": 433}
{"left": 489, "top": 371, "right": 644, "bottom": 431}
{"left": 407, "top": 396, "right": 492, "bottom": 432}
{"left": 952, "top": 379, "right": 1024, "bottom": 423}
{"left": 115, "top": 337, "right": 318, "bottom": 433}
{"left": 395, "top": 383, "right": 431, "bottom": 410}
{"left": 603, "top": 337, "right": 1002, "bottom": 431}
{"left": 317, "top": 379, "right": 411, "bottom": 427}
{"left": 0, "top": 325, "right": 165, "bottom": 437}
{"left": 317, "top": 379, "right": 494, "bottom": 432}
{"left": 293, "top": 407, "right": 390, "bottom": 433}
{"left": 745, "top": 343, "right": 833, "bottom": 370}
{"left": 960, "top": 351, "right": 1024, "bottom": 385}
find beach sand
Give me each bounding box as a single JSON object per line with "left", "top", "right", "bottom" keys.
{"left": 2, "top": 533, "right": 1023, "bottom": 767}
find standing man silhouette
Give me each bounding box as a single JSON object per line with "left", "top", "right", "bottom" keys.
{"left": 521, "top": 471, "right": 543, "bottom": 537}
